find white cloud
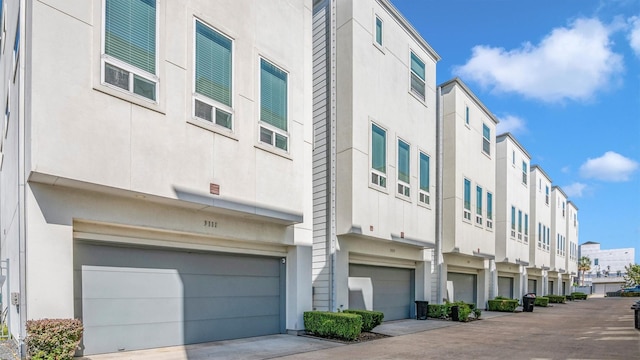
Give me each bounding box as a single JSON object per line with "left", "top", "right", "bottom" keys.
{"left": 628, "top": 16, "right": 640, "bottom": 57}
{"left": 579, "top": 151, "right": 639, "bottom": 181}
{"left": 496, "top": 114, "right": 527, "bottom": 135}
{"left": 563, "top": 182, "right": 588, "bottom": 198}
{"left": 453, "top": 18, "right": 624, "bottom": 103}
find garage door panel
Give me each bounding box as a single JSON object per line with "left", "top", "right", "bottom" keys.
{"left": 349, "top": 264, "right": 413, "bottom": 321}
{"left": 448, "top": 272, "right": 477, "bottom": 305}
{"left": 75, "top": 243, "right": 283, "bottom": 355}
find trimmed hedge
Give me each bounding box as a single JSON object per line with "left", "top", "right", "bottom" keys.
{"left": 621, "top": 292, "right": 640, "bottom": 297}
{"left": 343, "top": 310, "right": 384, "bottom": 332}
{"left": 487, "top": 298, "right": 518, "bottom": 312}
{"left": 572, "top": 292, "right": 588, "bottom": 300}
{"left": 545, "top": 295, "right": 566, "bottom": 304}
{"left": 26, "top": 318, "right": 83, "bottom": 360}
{"left": 534, "top": 296, "right": 549, "bottom": 307}
{"left": 428, "top": 304, "right": 447, "bottom": 319}
{"left": 303, "top": 311, "right": 362, "bottom": 341}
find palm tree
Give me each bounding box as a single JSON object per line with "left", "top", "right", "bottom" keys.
{"left": 578, "top": 256, "right": 591, "bottom": 286}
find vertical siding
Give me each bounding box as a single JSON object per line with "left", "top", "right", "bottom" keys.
{"left": 311, "top": 1, "right": 330, "bottom": 311}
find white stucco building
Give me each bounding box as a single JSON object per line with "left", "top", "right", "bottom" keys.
{"left": 311, "top": 0, "right": 440, "bottom": 320}
{"left": 549, "top": 186, "right": 568, "bottom": 295}
{"left": 527, "top": 165, "right": 553, "bottom": 295}
{"left": 566, "top": 201, "right": 579, "bottom": 286}
{"left": 580, "top": 241, "right": 634, "bottom": 292}
{"left": 0, "top": 0, "right": 313, "bottom": 356}
{"left": 495, "top": 133, "right": 531, "bottom": 300}
{"left": 439, "top": 78, "right": 498, "bottom": 308}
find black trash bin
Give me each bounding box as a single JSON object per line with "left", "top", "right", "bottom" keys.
{"left": 415, "top": 301, "right": 429, "bottom": 320}
{"left": 450, "top": 305, "right": 460, "bottom": 321}
{"left": 631, "top": 301, "right": 640, "bottom": 329}
{"left": 523, "top": 293, "right": 536, "bottom": 312}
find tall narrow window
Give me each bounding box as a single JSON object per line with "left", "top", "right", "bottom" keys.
{"left": 410, "top": 52, "right": 425, "bottom": 100}
{"left": 538, "top": 223, "right": 542, "bottom": 248}
{"left": 517, "top": 210, "right": 522, "bottom": 239}
{"left": 12, "top": 17, "right": 19, "bottom": 79}
{"left": 194, "top": 20, "right": 233, "bottom": 129}
{"left": 545, "top": 186, "right": 550, "bottom": 205}
{"left": 397, "top": 140, "right": 410, "bottom": 197}
{"left": 260, "top": 58, "right": 288, "bottom": 151}
{"left": 371, "top": 124, "right": 386, "bottom": 188}
{"left": 511, "top": 206, "right": 516, "bottom": 237}
{"left": 463, "top": 179, "right": 471, "bottom": 220}
{"left": 524, "top": 213, "right": 529, "bottom": 243}
{"left": 546, "top": 227, "right": 550, "bottom": 250}
{"left": 512, "top": 150, "right": 515, "bottom": 165}
{"left": 486, "top": 192, "right": 493, "bottom": 228}
{"left": 482, "top": 123, "right": 491, "bottom": 155}
{"left": 522, "top": 161, "right": 528, "bottom": 184}
{"left": 419, "top": 152, "right": 430, "bottom": 205}
{"left": 103, "top": 0, "right": 158, "bottom": 101}
{"left": 374, "top": 16, "right": 383, "bottom": 47}
{"left": 465, "top": 106, "right": 469, "bottom": 125}
{"left": 562, "top": 202, "right": 565, "bottom": 217}
{"left": 475, "top": 186, "right": 483, "bottom": 225}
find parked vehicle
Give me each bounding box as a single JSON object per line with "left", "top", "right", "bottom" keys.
{"left": 621, "top": 285, "right": 640, "bottom": 293}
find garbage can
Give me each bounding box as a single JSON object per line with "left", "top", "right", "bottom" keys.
{"left": 523, "top": 293, "right": 536, "bottom": 312}
{"left": 631, "top": 300, "right": 640, "bottom": 329}
{"left": 415, "top": 301, "right": 429, "bottom": 320}
{"left": 450, "top": 305, "right": 460, "bottom": 321}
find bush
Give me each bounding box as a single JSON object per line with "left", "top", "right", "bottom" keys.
{"left": 26, "top": 318, "right": 83, "bottom": 360}
{"left": 572, "top": 292, "right": 588, "bottom": 300}
{"left": 427, "top": 304, "right": 447, "bottom": 319}
{"left": 546, "top": 295, "right": 566, "bottom": 303}
{"left": 342, "top": 310, "right": 384, "bottom": 332}
{"left": 487, "top": 298, "right": 519, "bottom": 312}
{"left": 451, "top": 301, "right": 473, "bottom": 322}
{"left": 621, "top": 292, "right": 640, "bottom": 297}
{"left": 303, "top": 311, "right": 362, "bottom": 341}
{"left": 534, "top": 296, "right": 549, "bottom": 307}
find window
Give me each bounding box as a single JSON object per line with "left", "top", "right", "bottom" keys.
{"left": 510, "top": 206, "right": 516, "bottom": 238}
{"left": 475, "top": 186, "right": 483, "bottom": 225}
{"left": 517, "top": 210, "right": 522, "bottom": 239}
{"left": 545, "top": 186, "right": 549, "bottom": 205}
{"left": 524, "top": 213, "right": 529, "bottom": 243}
{"left": 522, "top": 161, "right": 528, "bottom": 185}
{"left": 410, "top": 52, "right": 425, "bottom": 100}
{"left": 259, "top": 58, "right": 288, "bottom": 151}
{"left": 482, "top": 123, "right": 490, "bottom": 155}
{"left": 463, "top": 179, "right": 471, "bottom": 220}
{"left": 419, "top": 152, "right": 430, "bottom": 205}
{"left": 193, "top": 20, "right": 233, "bottom": 129}
{"left": 594, "top": 258, "right": 599, "bottom": 266}
{"left": 397, "top": 140, "right": 410, "bottom": 197}
{"left": 371, "top": 123, "right": 386, "bottom": 188}
{"left": 465, "top": 106, "right": 470, "bottom": 125}
{"left": 562, "top": 202, "right": 565, "bottom": 217}
{"left": 374, "top": 16, "right": 383, "bottom": 47}
{"left": 12, "top": 17, "right": 19, "bottom": 80}
{"left": 546, "top": 227, "right": 550, "bottom": 250}
{"left": 103, "top": 0, "right": 158, "bottom": 101}
{"left": 3, "top": 94, "right": 8, "bottom": 139}
{"left": 538, "top": 223, "right": 542, "bottom": 248}
{"left": 512, "top": 150, "right": 515, "bottom": 166}
{"left": 486, "top": 192, "right": 493, "bottom": 228}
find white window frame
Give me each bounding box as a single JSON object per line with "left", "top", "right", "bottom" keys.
{"left": 482, "top": 123, "right": 491, "bottom": 156}
{"left": 192, "top": 18, "right": 234, "bottom": 132}
{"left": 486, "top": 191, "right": 493, "bottom": 229}
{"left": 517, "top": 209, "right": 522, "bottom": 240}
{"left": 522, "top": 161, "right": 528, "bottom": 185}
{"left": 510, "top": 206, "right": 516, "bottom": 238}
{"left": 463, "top": 178, "right": 472, "bottom": 221}
{"left": 524, "top": 213, "right": 528, "bottom": 243}
{"left": 100, "top": 0, "right": 160, "bottom": 103}
{"left": 545, "top": 185, "right": 550, "bottom": 205}
{"left": 409, "top": 50, "right": 426, "bottom": 101}
{"left": 418, "top": 150, "right": 430, "bottom": 206}
{"left": 464, "top": 105, "right": 470, "bottom": 126}
{"left": 397, "top": 138, "right": 411, "bottom": 199}
{"left": 373, "top": 14, "right": 383, "bottom": 50}
{"left": 370, "top": 121, "right": 387, "bottom": 190}
{"left": 475, "top": 185, "right": 483, "bottom": 226}
{"left": 258, "top": 57, "right": 290, "bottom": 152}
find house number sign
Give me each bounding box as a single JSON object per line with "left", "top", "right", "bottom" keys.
{"left": 204, "top": 220, "right": 218, "bottom": 228}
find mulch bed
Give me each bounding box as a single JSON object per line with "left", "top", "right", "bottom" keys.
{"left": 304, "top": 331, "right": 390, "bottom": 344}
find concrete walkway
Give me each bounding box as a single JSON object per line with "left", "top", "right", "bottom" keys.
{"left": 77, "top": 298, "right": 639, "bottom": 360}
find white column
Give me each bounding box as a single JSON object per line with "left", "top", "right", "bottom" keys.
{"left": 286, "top": 245, "right": 312, "bottom": 334}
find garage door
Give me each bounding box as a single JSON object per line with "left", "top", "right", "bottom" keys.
{"left": 527, "top": 279, "right": 537, "bottom": 294}
{"left": 74, "top": 242, "right": 284, "bottom": 355}
{"left": 348, "top": 264, "right": 414, "bottom": 321}
{"left": 594, "top": 283, "right": 623, "bottom": 294}
{"left": 447, "top": 272, "right": 477, "bottom": 305}
{"left": 498, "top": 277, "right": 514, "bottom": 299}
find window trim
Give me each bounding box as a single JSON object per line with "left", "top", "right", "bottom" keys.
{"left": 482, "top": 123, "right": 491, "bottom": 156}
{"left": 258, "top": 56, "right": 290, "bottom": 153}
{"left": 370, "top": 121, "right": 388, "bottom": 191}
{"left": 486, "top": 191, "right": 493, "bottom": 229}
{"left": 510, "top": 206, "right": 516, "bottom": 238}
{"left": 396, "top": 138, "right": 411, "bottom": 199}
{"left": 522, "top": 161, "right": 528, "bottom": 185}
{"left": 100, "top": 0, "right": 160, "bottom": 103}
{"left": 475, "top": 185, "right": 483, "bottom": 226}
{"left": 191, "top": 17, "right": 235, "bottom": 134}
{"left": 464, "top": 105, "right": 470, "bottom": 126}
{"left": 373, "top": 14, "right": 383, "bottom": 50}
{"left": 418, "top": 150, "right": 431, "bottom": 207}
{"left": 463, "top": 178, "right": 472, "bottom": 222}
{"left": 409, "top": 50, "right": 426, "bottom": 102}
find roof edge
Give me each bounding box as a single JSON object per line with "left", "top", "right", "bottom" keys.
{"left": 438, "top": 77, "right": 499, "bottom": 125}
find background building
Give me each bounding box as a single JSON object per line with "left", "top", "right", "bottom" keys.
{"left": 580, "top": 241, "right": 635, "bottom": 293}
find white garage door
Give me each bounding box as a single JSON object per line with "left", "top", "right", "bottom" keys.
{"left": 448, "top": 272, "right": 477, "bottom": 305}
{"left": 74, "top": 242, "right": 284, "bottom": 355}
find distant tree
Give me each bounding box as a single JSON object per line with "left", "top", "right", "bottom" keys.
{"left": 578, "top": 256, "right": 591, "bottom": 286}
{"left": 623, "top": 264, "right": 640, "bottom": 287}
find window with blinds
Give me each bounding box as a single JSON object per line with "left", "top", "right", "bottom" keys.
{"left": 371, "top": 123, "right": 387, "bottom": 188}
{"left": 193, "top": 20, "right": 233, "bottom": 129}
{"left": 410, "top": 52, "right": 425, "bottom": 100}
{"left": 419, "top": 152, "right": 430, "bottom": 205}
{"left": 259, "top": 58, "right": 288, "bottom": 151}
{"left": 482, "top": 123, "right": 491, "bottom": 156}
{"left": 102, "top": 0, "right": 158, "bottom": 101}
{"left": 397, "top": 139, "right": 410, "bottom": 197}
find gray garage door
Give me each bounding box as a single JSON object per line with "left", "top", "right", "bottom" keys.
{"left": 594, "top": 283, "right": 623, "bottom": 294}
{"left": 74, "top": 242, "right": 284, "bottom": 355}
{"left": 498, "top": 276, "right": 514, "bottom": 299}
{"left": 349, "top": 264, "right": 414, "bottom": 321}
{"left": 447, "top": 272, "right": 477, "bottom": 305}
{"left": 527, "top": 279, "right": 537, "bottom": 294}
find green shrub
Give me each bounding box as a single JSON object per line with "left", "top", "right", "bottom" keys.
{"left": 450, "top": 301, "right": 473, "bottom": 322}
{"left": 534, "top": 296, "right": 549, "bottom": 307}
{"left": 487, "top": 298, "right": 519, "bottom": 312}
{"left": 26, "top": 318, "right": 83, "bottom": 360}
{"left": 427, "top": 304, "right": 447, "bottom": 319}
{"left": 621, "top": 292, "right": 640, "bottom": 297}
{"left": 473, "top": 308, "right": 482, "bottom": 319}
{"left": 546, "top": 295, "right": 566, "bottom": 303}
{"left": 571, "top": 292, "right": 588, "bottom": 300}
{"left": 303, "top": 311, "right": 362, "bottom": 341}
{"left": 343, "top": 310, "right": 384, "bottom": 332}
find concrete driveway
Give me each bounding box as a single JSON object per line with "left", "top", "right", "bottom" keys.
{"left": 78, "top": 297, "right": 639, "bottom": 360}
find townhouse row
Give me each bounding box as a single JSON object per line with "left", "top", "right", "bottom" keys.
{"left": 0, "top": 0, "right": 578, "bottom": 357}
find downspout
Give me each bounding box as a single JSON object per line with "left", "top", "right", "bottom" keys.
{"left": 18, "top": 1, "right": 28, "bottom": 357}
{"left": 435, "top": 86, "right": 444, "bottom": 303}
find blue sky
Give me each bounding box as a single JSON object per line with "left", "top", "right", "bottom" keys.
{"left": 391, "top": 0, "right": 640, "bottom": 264}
